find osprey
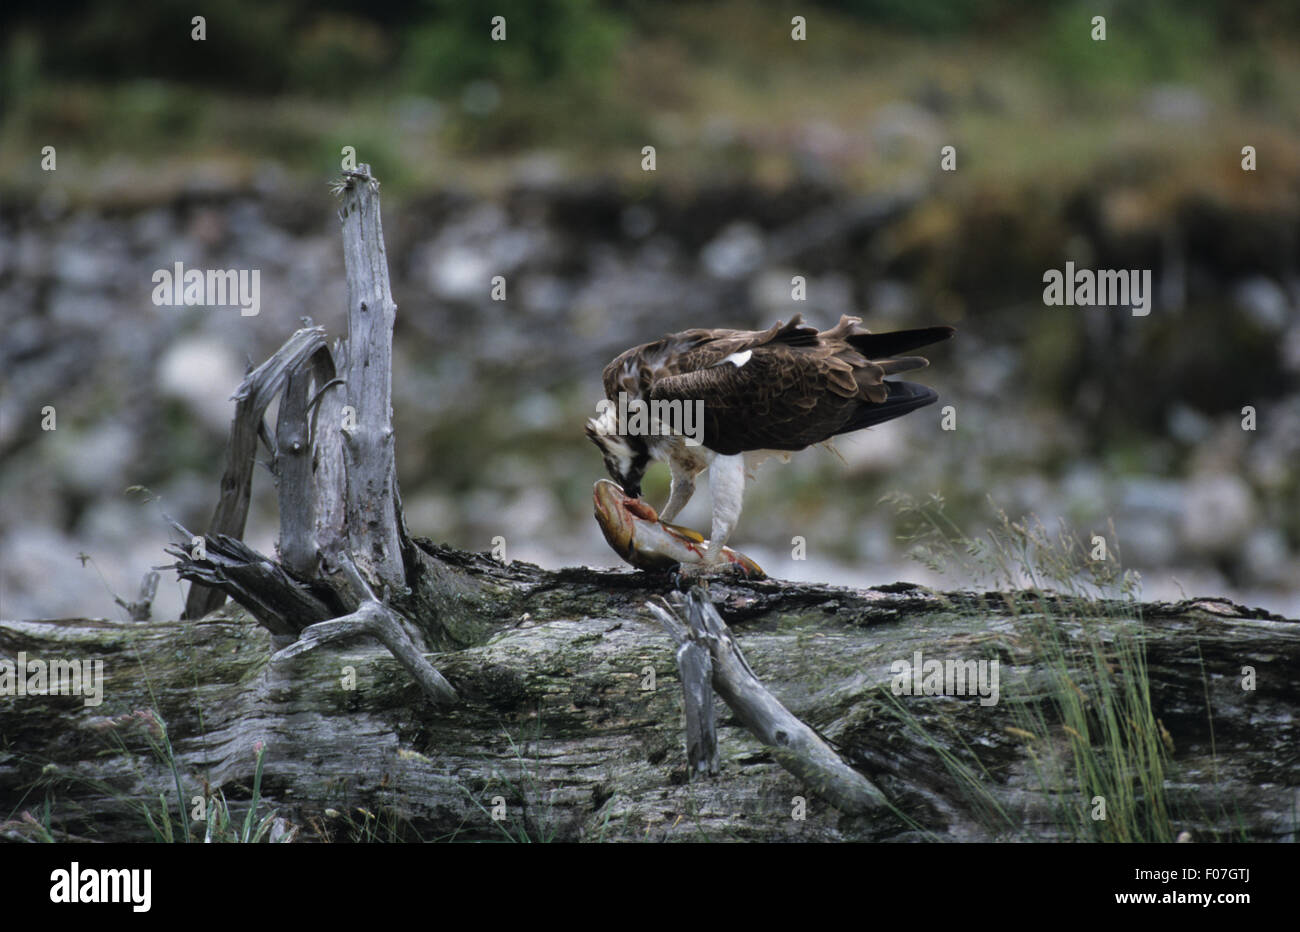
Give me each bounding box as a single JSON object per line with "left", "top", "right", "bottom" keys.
{"left": 586, "top": 314, "right": 953, "bottom": 569}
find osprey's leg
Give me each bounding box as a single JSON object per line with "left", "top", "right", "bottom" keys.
{"left": 703, "top": 453, "right": 746, "bottom": 564}
{"left": 659, "top": 459, "right": 700, "bottom": 523}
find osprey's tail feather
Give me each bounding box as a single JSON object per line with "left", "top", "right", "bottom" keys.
{"left": 848, "top": 326, "right": 955, "bottom": 360}
{"left": 835, "top": 379, "right": 939, "bottom": 435}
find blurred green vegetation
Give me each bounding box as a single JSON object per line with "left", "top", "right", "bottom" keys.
{"left": 4, "top": 0, "right": 1299, "bottom": 196}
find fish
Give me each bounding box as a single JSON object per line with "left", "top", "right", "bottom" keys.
{"left": 592, "top": 479, "right": 765, "bottom": 577}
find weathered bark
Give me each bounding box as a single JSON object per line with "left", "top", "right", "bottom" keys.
{"left": 2, "top": 554, "right": 1295, "bottom": 843}
{"left": 165, "top": 532, "right": 341, "bottom": 638}
{"left": 335, "top": 166, "right": 404, "bottom": 593}
{"left": 651, "top": 588, "right": 888, "bottom": 815}
{"left": 183, "top": 326, "right": 329, "bottom": 619}
{"left": 172, "top": 164, "right": 489, "bottom": 687}
{"left": 273, "top": 552, "right": 458, "bottom": 707}
{"left": 274, "top": 349, "right": 330, "bottom": 580}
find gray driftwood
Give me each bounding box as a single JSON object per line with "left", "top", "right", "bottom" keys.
{"left": 183, "top": 326, "right": 328, "bottom": 619}
{"left": 271, "top": 553, "right": 457, "bottom": 706}
{"left": 335, "top": 168, "right": 404, "bottom": 594}
{"left": 1, "top": 563, "right": 1296, "bottom": 843}
{"left": 655, "top": 598, "right": 720, "bottom": 778}
{"left": 173, "top": 165, "right": 477, "bottom": 700}
{"left": 650, "top": 587, "right": 888, "bottom": 815}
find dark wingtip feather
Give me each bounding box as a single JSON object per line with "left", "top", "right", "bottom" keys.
{"left": 848, "top": 325, "right": 955, "bottom": 359}
{"left": 835, "top": 379, "right": 940, "bottom": 435}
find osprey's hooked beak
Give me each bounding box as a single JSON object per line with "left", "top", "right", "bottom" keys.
{"left": 585, "top": 415, "right": 648, "bottom": 499}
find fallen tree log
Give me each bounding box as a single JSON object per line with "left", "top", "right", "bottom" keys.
{"left": 1, "top": 550, "right": 1295, "bottom": 843}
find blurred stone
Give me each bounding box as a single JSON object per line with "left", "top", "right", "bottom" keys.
{"left": 796, "top": 120, "right": 856, "bottom": 179}
{"left": 838, "top": 423, "right": 907, "bottom": 473}
{"left": 913, "top": 79, "right": 955, "bottom": 115}
{"left": 1231, "top": 276, "right": 1290, "bottom": 332}
{"left": 0, "top": 528, "right": 92, "bottom": 619}
{"left": 52, "top": 421, "right": 137, "bottom": 497}
{"left": 1120, "top": 478, "right": 1186, "bottom": 517}
{"left": 1005, "top": 474, "right": 1050, "bottom": 513}
{"left": 252, "top": 160, "right": 290, "bottom": 198}
{"left": 520, "top": 274, "right": 570, "bottom": 317}
{"left": 811, "top": 273, "right": 855, "bottom": 319}
{"left": 513, "top": 152, "right": 566, "bottom": 188}
{"left": 650, "top": 112, "right": 688, "bottom": 147}
{"left": 864, "top": 280, "right": 913, "bottom": 319}
{"left": 750, "top": 267, "right": 801, "bottom": 315}
{"left": 427, "top": 243, "right": 494, "bottom": 301}
{"left": 405, "top": 492, "right": 456, "bottom": 537}
{"left": 238, "top": 222, "right": 296, "bottom": 271}
{"left": 1242, "top": 528, "right": 1290, "bottom": 586}
{"left": 77, "top": 499, "right": 143, "bottom": 545}
{"left": 870, "top": 102, "right": 943, "bottom": 159}
{"left": 638, "top": 236, "right": 679, "bottom": 271}
{"left": 1180, "top": 473, "right": 1257, "bottom": 553}
{"left": 0, "top": 222, "right": 11, "bottom": 278}
{"left": 1062, "top": 466, "right": 1107, "bottom": 509}
{"left": 1, "top": 288, "right": 42, "bottom": 352}
{"left": 1143, "top": 84, "right": 1209, "bottom": 125}
{"left": 962, "top": 346, "right": 1016, "bottom": 398}
{"left": 855, "top": 520, "right": 895, "bottom": 563}
{"left": 1167, "top": 403, "right": 1211, "bottom": 445}
{"left": 1282, "top": 324, "right": 1300, "bottom": 372}
{"left": 186, "top": 207, "right": 227, "bottom": 248}
{"left": 1117, "top": 516, "right": 1178, "bottom": 566}
{"left": 132, "top": 208, "right": 174, "bottom": 248}
{"left": 54, "top": 222, "right": 125, "bottom": 288}
{"left": 418, "top": 204, "right": 551, "bottom": 303}
{"left": 503, "top": 487, "right": 558, "bottom": 538}
{"left": 181, "top": 160, "right": 244, "bottom": 197}
{"left": 155, "top": 471, "right": 220, "bottom": 524}
{"left": 700, "top": 114, "right": 738, "bottom": 149}
{"left": 37, "top": 187, "right": 70, "bottom": 221}
{"left": 14, "top": 230, "right": 51, "bottom": 278}
{"left": 620, "top": 204, "right": 656, "bottom": 239}
{"left": 461, "top": 80, "right": 501, "bottom": 116}
{"left": 396, "top": 95, "right": 444, "bottom": 134}
{"left": 156, "top": 337, "right": 245, "bottom": 434}
{"left": 1188, "top": 421, "right": 1249, "bottom": 476}
{"left": 48, "top": 287, "right": 117, "bottom": 328}
{"left": 512, "top": 393, "right": 562, "bottom": 430}
{"left": 701, "top": 222, "right": 764, "bottom": 280}
{"left": 492, "top": 227, "right": 548, "bottom": 270}
{"left": 225, "top": 200, "right": 265, "bottom": 239}
{"left": 1099, "top": 192, "right": 1155, "bottom": 236}
{"left": 1249, "top": 442, "right": 1293, "bottom": 492}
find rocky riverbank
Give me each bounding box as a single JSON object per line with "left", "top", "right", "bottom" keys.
{"left": 2, "top": 174, "right": 1297, "bottom": 620}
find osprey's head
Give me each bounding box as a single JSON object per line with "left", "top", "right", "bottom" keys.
{"left": 586, "top": 406, "right": 650, "bottom": 499}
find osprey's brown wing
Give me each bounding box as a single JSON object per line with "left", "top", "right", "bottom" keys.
{"left": 647, "top": 315, "right": 952, "bottom": 455}
{"left": 601, "top": 316, "right": 820, "bottom": 400}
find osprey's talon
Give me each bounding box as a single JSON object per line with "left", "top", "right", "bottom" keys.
{"left": 668, "top": 564, "right": 695, "bottom": 591}
{"left": 592, "top": 480, "right": 766, "bottom": 577}
{"left": 672, "top": 559, "right": 749, "bottom": 582}
{"left": 671, "top": 561, "right": 719, "bottom": 587}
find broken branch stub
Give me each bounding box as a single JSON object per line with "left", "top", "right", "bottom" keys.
{"left": 184, "top": 326, "right": 329, "bottom": 619}
{"left": 650, "top": 587, "right": 889, "bottom": 816}
{"left": 335, "top": 164, "right": 404, "bottom": 595}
